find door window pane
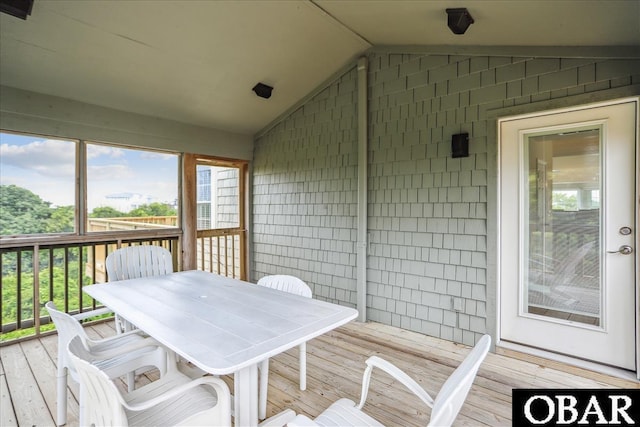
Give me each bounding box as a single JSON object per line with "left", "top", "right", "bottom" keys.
{"left": 524, "top": 128, "right": 601, "bottom": 326}
{"left": 86, "top": 143, "right": 178, "bottom": 232}
{"left": 0, "top": 132, "right": 76, "bottom": 236}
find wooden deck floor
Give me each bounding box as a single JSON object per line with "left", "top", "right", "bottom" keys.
{"left": 1, "top": 320, "right": 638, "bottom": 426}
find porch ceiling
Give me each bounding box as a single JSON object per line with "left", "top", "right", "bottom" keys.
{"left": 1, "top": 0, "right": 638, "bottom": 136}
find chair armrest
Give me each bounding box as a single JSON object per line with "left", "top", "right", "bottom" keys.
{"left": 357, "top": 355, "right": 434, "bottom": 410}
{"left": 90, "top": 328, "right": 151, "bottom": 347}
{"left": 99, "top": 346, "right": 168, "bottom": 380}
{"left": 72, "top": 306, "right": 113, "bottom": 321}
{"left": 87, "top": 335, "right": 163, "bottom": 360}
{"left": 107, "top": 327, "right": 149, "bottom": 340}
{"left": 122, "top": 375, "right": 229, "bottom": 412}
{"left": 259, "top": 409, "right": 297, "bottom": 427}
{"left": 288, "top": 414, "right": 320, "bottom": 427}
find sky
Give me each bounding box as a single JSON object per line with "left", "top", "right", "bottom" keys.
{"left": 0, "top": 132, "right": 178, "bottom": 211}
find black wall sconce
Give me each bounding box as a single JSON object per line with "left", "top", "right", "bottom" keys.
{"left": 451, "top": 133, "right": 469, "bottom": 158}
{"left": 252, "top": 82, "right": 273, "bottom": 99}
{"left": 446, "top": 8, "right": 474, "bottom": 35}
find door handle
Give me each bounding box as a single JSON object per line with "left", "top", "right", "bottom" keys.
{"left": 607, "top": 245, "right": 634, "bottom": 255}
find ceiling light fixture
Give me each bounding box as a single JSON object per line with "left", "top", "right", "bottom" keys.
{"left": 446, "top": 8, "right": 474, "bottom": 35}
{"left": 252, "top": 83, "right": 273, "bottom": 99}
{"left": 0, "top": 0, "right": 33, "bottom": 20}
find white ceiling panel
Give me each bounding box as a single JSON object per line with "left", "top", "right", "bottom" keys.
{"left": 1, "top": 0, "right": 638, "bottom": 136}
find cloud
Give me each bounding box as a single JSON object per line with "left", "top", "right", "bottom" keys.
{"left": 86, "top": 144, "right": 126, "bottom": 159}
{"left": 140, "top": 151, "right": 175, "bottom": 160}
{"left": 88, "top": 164, "right": 135, "bottom": 181}
{"left": 1, "top": 135, "right": 178, "bottom": 210}
{"left": 0, "top": 139, "right": 75, "bottom": 178}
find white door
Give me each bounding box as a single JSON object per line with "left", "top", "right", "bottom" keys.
{"left": 499, "top": 98, "right": 637, "bottom": 370}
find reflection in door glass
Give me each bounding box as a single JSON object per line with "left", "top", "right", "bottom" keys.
{"left": 524, "top": 128, "right": 601, "bottom": 326}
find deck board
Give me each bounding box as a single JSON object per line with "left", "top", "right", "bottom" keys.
{"left": 1, "top": 320, "right": 638, "bottom": 426}
{"left": 1, "top": 342, "right": 54, "bottom": 426}
{"left": 1, "top": 366, "right": 18, "bottom": 427}
{"left": 20, "top": 338, "right": 60, "bottom": 424}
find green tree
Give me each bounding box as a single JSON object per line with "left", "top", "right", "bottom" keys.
{"left": 552, "top": 191, "right": 578, "bottom": 211}
{"left": 0, "top": 185, "right": 52, "bottom": 235}
{"left": 90, "top": 206, "right": 126, "bottom": 218}
{"left": 1, "top": 255, "right": 101, "bottom": 342}
{"left": 128, "top": 202, "right": 176, "bottom": 217}
{"left": 46, "top": 205, "right": 75, "bottom": 233}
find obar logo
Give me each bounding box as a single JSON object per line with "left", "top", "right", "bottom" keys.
{"left": 513, "top": 389, "right": 639, "bottom": 426}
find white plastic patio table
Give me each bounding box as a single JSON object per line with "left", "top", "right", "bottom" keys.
{"left": 83, "top": 270, "right": 358, "bottom": 426}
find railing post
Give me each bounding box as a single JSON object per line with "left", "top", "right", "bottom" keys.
{"left": 16, "top": 249, "right": 22, "bottom": 331}
{"left": 217, "top": 236, "right": 221, "bottom": 275}
{"left": 182, "top": 153, "right": 198, "bottom": 270}
{"left": 33, "top": 244, "right": 40, "bottom": 335}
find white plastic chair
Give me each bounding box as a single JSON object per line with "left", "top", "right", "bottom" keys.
{"left": 289, "top": 335, "right": 491, "bottom": 427}
{"left": 106, "top": 245, "right": 174, "bottom": 333}
{"left": 45, "top": 301, "right": 168, "bottom": 426}
{"left": 256, "top": 275, "right": 312, "bottom": 420}
{"left": 67, "top": 335, "right": 231, "bottom": 427}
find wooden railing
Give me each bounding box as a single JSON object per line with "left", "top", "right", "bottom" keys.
{"left": 0, "top": 217, "right": 246, "bottom": 345}
{"left": 88, "top": 216, "right": 178, "bottom": 231}
{"left": 0, "top": 233, "right": 180, "bottom": 344}
{"left": 1, "top": 219, "right": 246, "bottom": 344}
{"left": 196, "top": 228, "right": 245, "bottom": 280}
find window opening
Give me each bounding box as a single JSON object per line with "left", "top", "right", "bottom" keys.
{"left": 86, "top": 142, "right": 179, "bottom": 233}
{"left": 1, "top": 131, "right": 77, "bottom": 236}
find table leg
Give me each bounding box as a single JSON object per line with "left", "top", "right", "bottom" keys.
{"left": 234, "top": 364, "right": 259, "bottom": 426}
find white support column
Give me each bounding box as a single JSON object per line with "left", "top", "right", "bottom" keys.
{"left": 356, "top": 56, "right": 368, "bottom": 322}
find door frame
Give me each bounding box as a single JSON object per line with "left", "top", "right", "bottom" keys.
{"left": 182, "top": 153, "right": 249, "bottom": 279}
{"left": 487, "top": 94, "right": 639, "bottom": 379}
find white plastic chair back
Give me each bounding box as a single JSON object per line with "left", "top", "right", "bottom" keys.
{"left": 45, "top": 301, "right": 90, "bottom": 384}
{"left": 428, "top": 334, "right": 491, "bottom": 426}
{"left": 257, "top": 275, "right": 312, "bottom": 297}
{"left": 46, "top": 301, "right": 167, "bottom": 426}
{"left": 106, "top": 245, "right": 174, "bottom": 333}
{"left": 106, "top": 245, "right": 174, "bottom": 281}
{"left": 68, "top": 336, "right": 140, "bottom": 426}
{"left": 68, "top": 335, "right": 232, "bottom": 427}
{"left": 256, "top": 274, "right": 312, "bottom": 420}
